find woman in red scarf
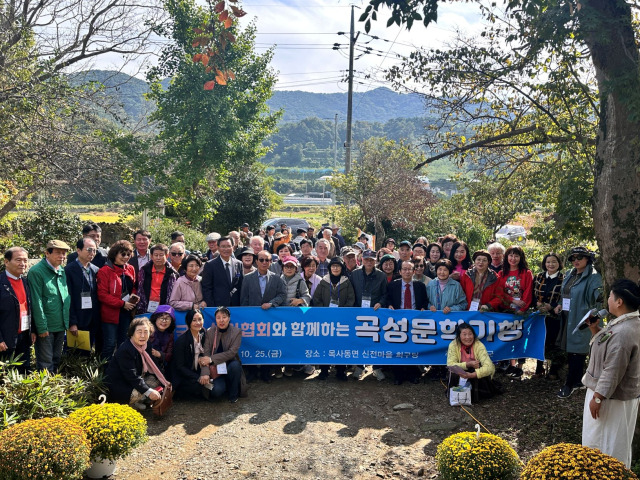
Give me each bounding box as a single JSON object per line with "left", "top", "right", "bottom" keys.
{"left": 104, "top": 317, "right": 170, "bottom": 410}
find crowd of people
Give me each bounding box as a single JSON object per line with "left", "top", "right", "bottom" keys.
{"left": 1, "top": 220, "right": 639, "bottom": 467}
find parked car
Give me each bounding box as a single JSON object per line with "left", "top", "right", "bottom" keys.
{"left": 495, "top": 224, "right": 527, "bottom": 242}
{"left": 261, "top": 217, "right": 311, "bottom": 232}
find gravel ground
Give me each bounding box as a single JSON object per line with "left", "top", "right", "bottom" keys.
{"left": 114, "top": 363, "right": 584, "bottom": 480}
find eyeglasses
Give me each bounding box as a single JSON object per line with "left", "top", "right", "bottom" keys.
{"left": 170, "top": 252, "right": 184, "bottom": 256}
{"left": 257, "top": 258, "right": 271, "bottom": 263}
{"left": 415, "top": 264, "right": 425, "bottom": 269}
{"left": 571, "top": 255, "right": 586, "bottom": 261}
{"left": 120, "top": 252, "right": 132, "bottom": 257}
{"left": 85, "top": 248, "right": 96, "bottom": 253}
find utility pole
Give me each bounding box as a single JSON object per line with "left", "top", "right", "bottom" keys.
{"left": 345, "top": 5, "right": 359, "bottom": 174}
{"left": 333, "top": 113, "right": 338, "bottom": 170}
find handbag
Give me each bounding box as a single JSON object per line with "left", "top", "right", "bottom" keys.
{"left": 208, "top": 329, "right": 220, "bottom": 380}
{"left": 449, "top": 378, "right": 472, "bottom": 406}
{"left": 152, "top": 383, "right": 173, "bottom": 416}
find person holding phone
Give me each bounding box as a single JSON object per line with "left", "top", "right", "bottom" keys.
{"left": 97, "top": 240, "right": 137, "bottom": 360}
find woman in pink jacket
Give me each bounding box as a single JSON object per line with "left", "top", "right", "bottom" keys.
{"left": 169, "top": 255, "right": 207, "bottom": 311}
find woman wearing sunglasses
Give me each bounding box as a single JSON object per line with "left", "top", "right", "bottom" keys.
{"left": 556, "top": 246, "right": 603, "bottom": 399}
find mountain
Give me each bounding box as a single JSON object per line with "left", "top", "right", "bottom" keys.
{"left": 267, "top": 87, "right": 427, "bottom": 123}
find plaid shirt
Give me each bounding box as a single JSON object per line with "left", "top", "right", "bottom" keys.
{"left": 533, "top": 271, "right": 564, "bottom": 318}
{"left": 317, "top": 259, "right": 330, "bottom": 278}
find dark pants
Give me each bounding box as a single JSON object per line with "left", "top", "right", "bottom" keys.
{"left": 0, "top": 331, "right": 32, "bottom": 373}
{"left": 320, "top": 365, "right": 346, "bottom": 376}
{"left": 210, "top": 360, "right": 242, "bottom": 402}
{"left": 102, "top": 312, "right": 131, "bottom": 361}
{"left": 564, "top": 353, "right": 586, "bottom": 388}
{"left": 35, "top": 331, "right": 65, "bottom": 372}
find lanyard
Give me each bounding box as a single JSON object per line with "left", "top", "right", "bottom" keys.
{"left": 329, "top": 281, "right": 340, "bottom": 303}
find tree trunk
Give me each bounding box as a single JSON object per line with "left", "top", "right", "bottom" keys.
{"left": 0, "top": 186, "right": 37, "bottom": 221}
{"left": 374, "top": 217, "right": 386, "bottom": 250}
{"left": 581, "top": 0, "right": 640, "bottom": 288}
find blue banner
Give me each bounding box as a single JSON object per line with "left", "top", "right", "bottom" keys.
{"left": 169, "top": 307, "right": 545, "bottom": 365}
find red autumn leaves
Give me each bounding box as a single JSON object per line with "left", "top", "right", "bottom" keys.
{"left": 192, "top": 0, "right": 246, "bottom": 90}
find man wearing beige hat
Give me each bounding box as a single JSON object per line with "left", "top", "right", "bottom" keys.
{"left": 28, "top": 240, "right": 71, "bottom": 372}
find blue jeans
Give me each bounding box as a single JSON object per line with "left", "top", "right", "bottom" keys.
{"left": 210, "top": 360, "right": 242, "bottom": 402}
{"left": 35, "top": 331, "right": 65, "bottom": 372}
{"left": 101, "top": 314, "right": 131, "bottom": 361}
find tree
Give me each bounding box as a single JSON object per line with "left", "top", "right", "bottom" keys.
{"left": 0, "top": 0, "right": 166, "bottom": 218}
{"left": 112, "top": 0, "right": 279, "bottom": 225}
{"left": 362, "top": 0, "right": 640, "bottom": 286}
{"left": 329, "top": 137, "right": 436, "bottom": 247}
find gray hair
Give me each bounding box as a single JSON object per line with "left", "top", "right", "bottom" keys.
{"left": 487, "top": 242, "right": 506, "bottom": 254}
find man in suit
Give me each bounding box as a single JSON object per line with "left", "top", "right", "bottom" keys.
{"left": 201, "top": 236, "right": 243, "bottom": 307}
{"left": 128, "top": 229, "right": 152, "bottom": 282}
{"left": 385, "top": 260, "right": 429, "bottom": 384}
{"left": 0, "top": 247, "right": 33, "bottom": 373}
{"left": 240, "top": 249, "right": 287, "bottom": 382}
{"left": 67, "top": 223, "right": 108, "bottom": 268}
{"left": 65, "top": 238, "right": 100, "bottom": 351}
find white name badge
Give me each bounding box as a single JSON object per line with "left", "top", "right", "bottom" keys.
{"left": 329, "top": 301, "right": 339, "bottom": 308}
{"left": 81, "top": 293, "right": 92, "bottom": 310}
{"left": 21, "top": 314, "right": 30, "bottom": 331}
{"left": 562, "top": 298, "right": 571, "bottom": 311}
{"left": 122, "top": 294, "right": 130, "bottom": 302}
{"left": 147, "top": 301, "right": 159, "bottom": 313}
{"left": 469, "top": 299, "right": 480, "bottom": 312}
{"left": 216, "top": 362, "right": 228, "bottom": 374}
{"left": 361, "top": 296, "right": 371, "bottom": 308}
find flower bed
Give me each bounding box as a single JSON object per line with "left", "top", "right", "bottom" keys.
{"left": 521, "top": 443, "right": 638, "bottom": 480}
{"left": 436, "top": 431, "right": 522, "bottom": 480}
{"left": 0, "top": 417, "right": 91, "bottom": 480}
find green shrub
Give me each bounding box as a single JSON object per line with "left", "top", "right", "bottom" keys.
{"left": 57, "top": 350, "right": 108, "bottom": 403}
{"left": 436, "top": 432, "right": 522, "bottom": 480}
{"left": 125, "top": 216, "right": 206, "bottom": 253}
{"left": 0, "top": 368, "right": 88, "bottom": 431}
{"left": 0, "top": 417, "right": 91, "bottom": 480}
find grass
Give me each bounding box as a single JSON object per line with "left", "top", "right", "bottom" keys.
{"left": 270, "top": 206, "right": 334, "bottom": 227}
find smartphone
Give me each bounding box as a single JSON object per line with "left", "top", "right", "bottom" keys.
{"left": 129, "top": 294, "right": 140, "bottom": 305}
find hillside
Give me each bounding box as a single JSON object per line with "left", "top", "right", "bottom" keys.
{"left": 267, "top": 87, "right": 427, "bottom": 122}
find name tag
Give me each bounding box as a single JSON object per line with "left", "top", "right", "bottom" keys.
{"left": 510, "top": 297, "right": 520, "bottom": 310}
{"left": 216, "top": 362, "right": 228, "bottom": 374}
{"left": 147, "top": 300, "right": 159, "bottom": 313}
{"left": 361, "top": 295, "right": 371, "bottom": 309}
{"left": 21, "top": 313, "right": 30, "bottom": 331}
{"left": 329, "top": 301, "right": 339, "bottom": 308}
{"left": 469, "top": 299, "right": 480, "bottom": 312}
{"left": 81, "top": 292, "right": 92, "bottom": 309}
{"left": 562, "top": 298, "right": 571, "bottom": 311}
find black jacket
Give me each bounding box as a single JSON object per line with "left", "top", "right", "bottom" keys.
{"left": 136, "top": 261, "right": 178, "bottom": 314}
{"left": 385, "top": 279, "right": 429, "bottom": 310}
{"left": 64, "top": 260, "right": 100, "bottom": 331}
{"left": 171, "top": 329, "right": 205, "bottom": 392}
{"left": 67, "top": 248, "right": 108, "bottom": 269}
{"left": 0, "top": 272, "right": 32, "bottom": 348}
{"left": 201, "top": 256, "right": 243, "bottom": 307}
{"left": 105, "top": 339, "right": 155, "bottom": 404}
{"left": 350, "top": 267, "right": 388, "bottom": 307}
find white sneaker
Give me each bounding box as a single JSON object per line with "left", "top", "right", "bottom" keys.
{"left": 274, "top": 368, "right": 284, "bottom": 379}
{"left": 303, "top": 365, "right": 315, "bottom": 375}
{"left": 372, "top": 368, "right": 386, "bottom": 381}
{"left": 353, "top": 366, "right": 364, "bottom": 380}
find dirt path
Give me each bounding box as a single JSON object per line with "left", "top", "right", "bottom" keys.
{"left": 116, "top": 366, "right": 584, "bottom": 479}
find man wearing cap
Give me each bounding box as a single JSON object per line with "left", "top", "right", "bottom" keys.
{"left": 358, "top": 233, "right": 369, "bottom": 250}
{"left": 240, "top": 223, "right": 253, "bottom": 238}
{"left": 331, "top": 224, "right": 346, "bottom": 249}
{"left": 205, "top": 232, "right": 221, "bottom": 260}
{"left": 385, "top": 238, "right": 398, "bottom": 259}
{"left": 64, "top": 238, "right": 101, "bottom": 351}
{"left": 293, "top": 228, "right": 307, "bottom": 246}
{"left": 67, "top": 223, "right": 108, "bottom": 268}
{"left": 28, "top": 240, "right": 71, "bottom": 372}
{"left": 350, "top": 249, "right": 388, "bottom": 380}
{"left": 0, "top": 247, "right": 33, "bottom": 373}
{"left": 342, "top": 247, "right": 358, "bottom": 281}
{"left": 396, "top": 240, "right": 414, "bottom": 273}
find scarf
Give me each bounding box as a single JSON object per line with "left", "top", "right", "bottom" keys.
{"left": 130, "top": 339, "right": 169, "bottom": 386}
{"left": 192, "top": 331, "right": 204, "bottom": 370}
{"left": 460, "top": 343, "right": 475, "bottom": 363}
{"left": 472, "top": 269, "right": 488, "bottom": 299}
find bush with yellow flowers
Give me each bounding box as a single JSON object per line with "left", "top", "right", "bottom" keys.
{"left": 436, "top": 431, "right": 522, "bottom": 480}
{"left": 521, "top": 443, "right": 638, "bottom": 480}
{"left": 69, "top": 403, "right": 147, "bottom": 461}
{"left": 0, "top": 417, "right": 91, "bottom": 480}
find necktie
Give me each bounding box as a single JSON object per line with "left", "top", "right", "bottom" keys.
{"left": 404, "top": 283, "right": 411, "bottom": 309}
{"left": 225, "top": 262, "right": 231, "bottom": 284}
